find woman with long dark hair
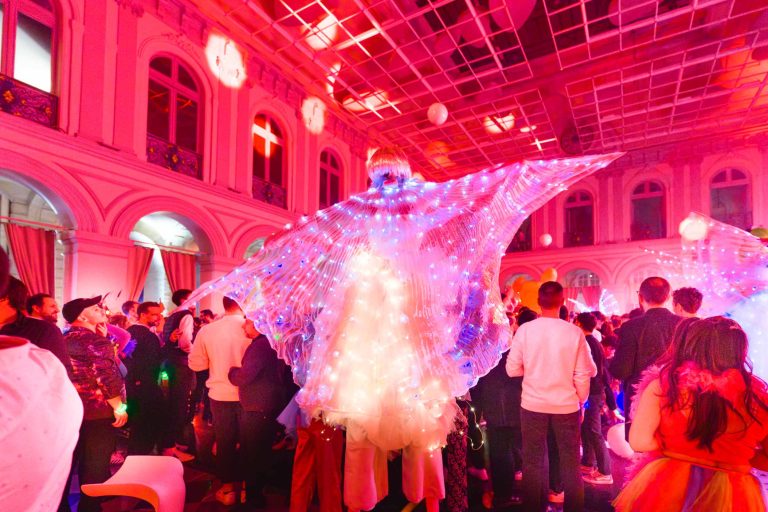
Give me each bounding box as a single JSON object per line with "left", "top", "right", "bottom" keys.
{"left": 614, "top": 316, "right": 768, "bottom": 510}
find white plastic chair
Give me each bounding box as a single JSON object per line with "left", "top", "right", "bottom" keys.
{"left": 80, "top": 455, "right": 185, "bottom": 512}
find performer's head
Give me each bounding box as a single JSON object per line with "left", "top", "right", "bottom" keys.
{"left": 368, "top": 147, "right": 412, "bottom": 186}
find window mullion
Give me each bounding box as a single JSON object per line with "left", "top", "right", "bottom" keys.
{"left": 169, "top": 89, "right": 177, "bottom": 145}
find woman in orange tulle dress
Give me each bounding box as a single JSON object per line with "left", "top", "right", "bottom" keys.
{"left": 614, "top": 316, "right": 768, "bottom": 512}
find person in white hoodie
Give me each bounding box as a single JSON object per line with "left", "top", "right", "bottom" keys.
{"left": 188, "top": 296, "right": 252, "bottom": 506}
{"left": 506, "top": 281, "right": 596, "bottom": 512}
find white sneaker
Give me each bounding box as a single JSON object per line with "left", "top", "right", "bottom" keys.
{"left": 583, "top": 472, "right": 614, "bottom": 485}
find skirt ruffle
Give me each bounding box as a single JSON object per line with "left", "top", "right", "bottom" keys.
{"left": 614, "top": 457, "right": 766, "bottom": 512}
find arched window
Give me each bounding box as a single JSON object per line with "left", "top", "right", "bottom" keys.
{"left": 319, "top": 149, "right": 341, "bottom": 209}
{"left": 710, "top": 168, "right": 751, "bottom": 230}
{"left": 146, "top": 55, "right": 202, "bottom": 178}
{"left": 565, "top": 269, "right": 601, "bottom": 288}
{"left": 631, "top": 181, "right": 666, "bottom": 241}
{"left": 0, "top": 0, "right": 57, "bottom": 126}
{"left": 564, "top": 190, "right": 594, "bottom": 247}
{"left": 506, "top": 215, "right": 532, "bottom": 252}
{"left": 252, "top": 114, "right": 287, "bottom": 208}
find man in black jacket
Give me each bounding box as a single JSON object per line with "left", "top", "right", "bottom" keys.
{"left": 609, "top": 277, "right": 681, "bottom": 439}
{"left": 161, "top": 288, "right": 196, "bottom": 459}
{"left": 229, "top": 319, "right": 288, "bottom": 510}
{"left": 126, "top": 302, "right": 165, "bottom": 454}
{"left": 0, "top": 277, "right": 71, "bottom": 373}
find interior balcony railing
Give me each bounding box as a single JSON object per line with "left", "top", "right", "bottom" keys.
{"left": 630, "top": 222, "right": 666, "bottom": 241}
{"left": 146, "top": 133, "right": 202, "bottom": 179}
{"left": 0, "top": 74, "right": 58, "bottom": 128}
{"left": 712, "top": 211, "right": 753, "bottom": 231}
{"left": 564, "top": 231, "right": 594, "bottom": 248}
{"left": 252, "top": 176, "right": 287, "bottom": 209}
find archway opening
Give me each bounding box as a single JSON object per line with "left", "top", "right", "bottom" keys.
{"left": 130, "top": 213, "right": 201, "bottom": 311}
{"left": 0, "top": 176, "right": 67, "bottom": 310}
{"left": 243, "top": 237, "right": 266, "bottom": 260}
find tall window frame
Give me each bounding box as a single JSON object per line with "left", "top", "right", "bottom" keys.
{"left": 630, "top": 181, "right": 666, "bottom": 241}
{"left": 319, "top": 149, "right": 342, "bottom": 209}
{"left": 252, "top": 113, "right": 285, "bottom": 187}
{"left": 147, "top": 55, "right": 202, "bottom": 153}
{"left": 506, "top": 215, "right": 532, "bottom": 252}
{"left": 564, "top": 190, "right": 594, "bottom": 247}
{"left": 710, "top": 168, "right": 751, "bottom": 230}
{"left": 0, "top": 0, "right": 57, "bottom": 93}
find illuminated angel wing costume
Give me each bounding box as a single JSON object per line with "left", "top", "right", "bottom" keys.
{"left": 675, "top": 212, "right": 768, "bottom": 378}
{"left": 189, "top": 150, "right": 622, "bottom": 449}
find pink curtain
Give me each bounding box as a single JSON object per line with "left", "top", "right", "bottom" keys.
{"left": 563, "top": 287, "right": 580, "bottom": 306}
{"left": 581, "top": 286, "right": 602, "bottom": 309}
{"left": 5, "top": 223, "right": 55, "bottom": 295}
{"left": 127, "top": 246, "right": 154, "bottom": 300}
{"left": 160, "top": 249, "right": 196, "bottom": 293}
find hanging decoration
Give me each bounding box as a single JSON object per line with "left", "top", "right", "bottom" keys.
{"left": 427, "top": 103, "right": 449, "bottom": 126}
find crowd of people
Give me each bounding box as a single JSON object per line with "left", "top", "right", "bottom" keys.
{"left": 1, "top": 243, "right": 768, "bottom": 512}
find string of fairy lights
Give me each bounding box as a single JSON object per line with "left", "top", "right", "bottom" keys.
{"left": 186, "top": 151, "right": 622, "bottom": 450}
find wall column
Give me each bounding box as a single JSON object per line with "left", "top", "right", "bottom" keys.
{"left": 198, "top": 254, "right": 242, "bottom": 313}
{"left": 61, "top": 231, "right": 133, "bottom": 310}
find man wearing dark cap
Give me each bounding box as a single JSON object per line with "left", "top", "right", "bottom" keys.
{"left": 64, "top": 295, "right": 128, "bottom": 512}
{"left": 0, "top": 277, "right": 70, "bottom": 372}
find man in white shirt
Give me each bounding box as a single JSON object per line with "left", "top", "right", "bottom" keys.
{"left": 188, "top": 296, "right": 252, "bottom": 506}
{"left": 506, "top": 281, "right": 596, "bottom": 512}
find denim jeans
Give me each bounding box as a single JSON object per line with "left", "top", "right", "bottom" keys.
{"left": 520, "top": 408, "right": 583, "bottom": 512}
{"left": 580, "top": 394, "right": 611, "bottom": 475}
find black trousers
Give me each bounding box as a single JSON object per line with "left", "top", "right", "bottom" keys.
{"left": 520, "top": 409, "right": 583, "bottom": 512}
{"left": 127, "top": 382, "right": 166, "bottom": 455}
{"left": 241, "top": 411, "right": 279, "bottom": 505}
{"left": 162, "top": 360, "right": 196, "bottom": 449}
{"left": 486, "top": 425, "right": 522, "bottom": 501}
{"left": 60, "top": 418, "right": 116, "bottom": 512}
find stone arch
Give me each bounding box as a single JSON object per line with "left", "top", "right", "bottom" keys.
{"left": 499, "top": 263, "right": 542, "bottom": 289}
{"left": 0, "top": 149, "right": 98, "bottom": 231}
{"left": 231, "top": 224, "right": 281, "bottom": 259}
{"left": 556, "top": 260, "right": 611, "bottom": 288}
{"left": 108, "top": 196, "right": 228, "bottom": 256}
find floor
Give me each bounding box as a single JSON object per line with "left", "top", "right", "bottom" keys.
{"left": 67, "top": 417, "right": 768, "bottom": 512}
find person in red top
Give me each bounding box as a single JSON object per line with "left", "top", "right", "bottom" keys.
{"left": 614, "top": 316, "right": 768, "bottom": 511}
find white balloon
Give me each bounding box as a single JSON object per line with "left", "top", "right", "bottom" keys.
{"left": 606, "top": 423, "right": 634, "bottom": 459}
{"left": 539, "top": 233, "right": 553, "bottom": 247}
{"left": 428, "top": 103, "right": 448, "bottom": 126}
{"left": 679, "top": 216, "right": 709, "bottom": 241}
